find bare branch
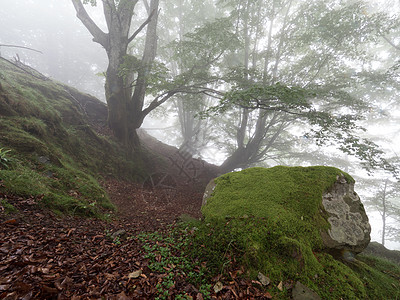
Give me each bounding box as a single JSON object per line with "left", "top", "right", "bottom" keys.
{"left": 142, "top": 85, "right": 224, "bottom": 118}
{"left": 142, "top": 91, "right": 176, "bottom": 117}
{"left": 0, "top": 57, "right": 49, "bottom": 80}
{"left": 71, "top": 0, "right": 108, "bottom": 48}
{"left": 101, "top": 0, "right": 115, "bottom": 32}
{"left": 128, "top": 8, "right": 157, "bottom": 44}
{"left": 0, "top": 44, "right": 43, "bottom": 54}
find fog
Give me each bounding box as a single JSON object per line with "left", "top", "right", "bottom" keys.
{"left": 1, "top": 0, "right": 399, "bottom": 250}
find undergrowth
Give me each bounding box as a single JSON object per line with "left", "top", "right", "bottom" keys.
{"left": 136, "top": 227, "right": 212, "bottom": 300}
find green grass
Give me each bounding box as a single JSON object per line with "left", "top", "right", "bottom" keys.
{"left": 0, "top": 158, "right": 113, "bottom": 217}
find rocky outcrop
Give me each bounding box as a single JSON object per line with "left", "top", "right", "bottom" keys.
{"left": 361, "top": 241, "right": 400, "bottom": 265}
{"left": 321, "top": 175, "right": 370, "bottom": 253}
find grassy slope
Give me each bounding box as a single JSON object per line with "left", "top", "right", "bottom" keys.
{"left": 0, "top": 58, "right": 147, "bottom": 217}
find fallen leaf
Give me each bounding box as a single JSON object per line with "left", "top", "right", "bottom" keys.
{"left": 2, "top": 219, "right": 17, "bottom": 225}
{"left": 265, "top": 291, "right": 273, "bottom": 299}
{"left": 60, "top": 276, "right": 73, "bottom": 288}
{"left": 128, "top": 270, "right": 142, "bottom": 279}
{"left": 277, "top": 281, "right": 283, "bottom": 291}
{"left": 116, "top": 291, "right": 130, "bottom": 300}
{"left": 257, "top": 272, "right": 270, "bottom": 286}
{"left": 213, "top": 281, "right": 224, "bottom": 293}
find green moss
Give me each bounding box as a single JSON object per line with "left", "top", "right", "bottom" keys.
{"left": 190, "top": 167, "right": 400, "bottom": 299}
{"left": 0, "top": 199, "right": 17, "bottom": 213}
{"left": 182, "top": 217, "right": 400, "bottom": 299}
{"left": 193, "top": 166, "right": 399, "bottom": 298}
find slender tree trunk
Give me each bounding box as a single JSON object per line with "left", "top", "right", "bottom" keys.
{"left": 381, "top": 179, "right": 388, "bottom": 246}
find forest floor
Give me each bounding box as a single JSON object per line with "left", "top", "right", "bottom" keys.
{"left": 0, "top": 181, "right": 205, "bottom": 299}
{"left": 0, "top": 132, "right": 272, "bottom": 299}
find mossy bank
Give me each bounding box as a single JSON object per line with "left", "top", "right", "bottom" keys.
{"left": 0, "top": 58, "right": 147, "bottom": 217}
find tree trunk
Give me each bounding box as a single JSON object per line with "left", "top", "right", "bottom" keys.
{"left": 71, "top": 0, "right": 159, "bottom": 149}
{"left": 104, "top": 38, "right": 133, "bottom": 146}
{"left": 381, "top": 179, "right": 388, "bottom": 246}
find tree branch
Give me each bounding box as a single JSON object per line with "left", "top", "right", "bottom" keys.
{"left": 0, "top": 44, "right": 43, "bottom": 54}
{"left": 382, "top": 35, "right": 400, "bottom": 51}
{"left": 128, "top": 8, "right": 157, "bottom": 44}
{"left": 71, "top": 0, "right": 108, "bottom": 48}
{"left": 142, "top": 91, "right": 176, "bottom": 117}
{"left": 101, "top": 0, "right": 115, "bottom": 32}
{"left": 142, "top": 0, "right": 150, "bottom": 14}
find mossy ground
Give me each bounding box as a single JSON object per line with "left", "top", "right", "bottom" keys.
{"left": 178, "top": 217, "right": 400, "bottom": 299}
{"left": 0, "top": 58, "right": 147, "bottom": 217}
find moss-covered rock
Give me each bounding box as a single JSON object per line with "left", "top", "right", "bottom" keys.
{"left": 195, "top": 167, "right": 400, "bottom": 299}
{"left": 202, "top": 166, "right": 370, "bottom": 253}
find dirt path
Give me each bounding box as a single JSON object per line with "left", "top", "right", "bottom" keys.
{"left": 103, "top": 178, "right": 204, "bottom": 232}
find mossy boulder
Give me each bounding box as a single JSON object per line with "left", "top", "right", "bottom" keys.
{"left": 202, "top": 166, "right": 370, "bottom": 253}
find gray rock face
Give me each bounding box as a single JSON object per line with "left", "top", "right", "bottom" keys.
{"left": 292, "top": 282, "right": 321, "bottom": 300}
{"left": 321, "top": 175, "right": 371, "bottom": 253}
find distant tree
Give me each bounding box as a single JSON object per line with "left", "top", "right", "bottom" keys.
{"left": 361, "top": 178, "right": 400, "bottom": 246}
{"left": 0, "top": 0, "right": 107, "bottom": 100}
{"left": 159, "top": 0, "right": 217, "bottom": 155}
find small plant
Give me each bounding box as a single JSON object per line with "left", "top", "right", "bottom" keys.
{"left": 104, "top": 229, "right": 123, "bottom": 245}
{"left": 113, "top": 236, "right": 121, "bottom": 245}
{"left": 136, "top": 228, "right": 213, "bottom": 299}
{"left": 0, "top": 148, "right": 12, "bottom": 170}
{"left": 0, "top": 199, "right": 17, "bottom": 214}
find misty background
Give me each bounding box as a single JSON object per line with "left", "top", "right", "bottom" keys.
{"left": 1, "top": 0, "right": 399, "bottom": 249}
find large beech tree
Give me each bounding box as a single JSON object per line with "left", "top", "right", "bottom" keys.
{"left": 71, "top": 0, "right": 167, "bottom": 147}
